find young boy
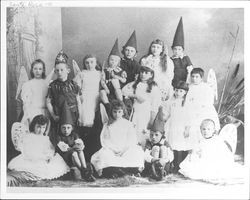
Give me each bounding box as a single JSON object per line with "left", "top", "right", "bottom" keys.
{"left": 100, "top": 39, "right": 127, "bottom": 111}
{"left": 142, "top": 109, "right": 174, "bottom": 180}
{"left": 46, "top": 50, "right": 81, "bottom": 142}
{"left": 185, "top": 67, "right": 220, "bottom": 131}
{"left": 171, "top": 17, "right": 193, "bottom": 87}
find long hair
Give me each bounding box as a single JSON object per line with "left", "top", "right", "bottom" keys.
{"left": 29, "top": 114, "right": 49, "bottom": 135}
{"left": 30, "top": 59, "right": 46, "bottom": 79}
{"left": 108, "top": 100, "right": 128, "bottom": 125}
{"left": 82, "top": 54, "right": 101, "bottom": 71}
{"left": 174, "top": 81, "right": 189, "bottom": 106}
{"left": 132, "top": 66, "right": 157, "bottom": 93}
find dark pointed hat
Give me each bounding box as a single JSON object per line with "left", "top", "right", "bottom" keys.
{"left": 172, "top": 17, "right": 184, "bottom": 49}
{"left": 123, "top": 30, "right": 137, "bottom": 51}
{"left": 60, "top": 103, "right": 74, "bottom": 126}
{"left": 55, "top": 50, "right": 68, "bottom": 65}
{"left": 109, "top": 38, "right": 120, "bottom": 57}
{"left": 150, "top": 106, "right": 165, "bottom": 133}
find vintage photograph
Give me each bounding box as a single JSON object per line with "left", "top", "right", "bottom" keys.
{"left": 1, "top": 1, "right": 249, "bottom": 199}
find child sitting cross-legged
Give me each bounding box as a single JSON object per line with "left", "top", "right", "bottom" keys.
{"left": 55, "top": 107, "right": 95, "bottom": 182}
{"left": 141, "top": 109, "right": 174, "bottom": 181}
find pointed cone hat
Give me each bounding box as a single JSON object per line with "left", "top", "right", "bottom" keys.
{"left": 109, "top": 38, "right": 120, "bottom": 57}
{"left": 55, "top": 50, "right": 68, "bottom": 64}
{"left": 172, "top": 17, "right": 184, "bottom": 49}
{"left": 151, "top": 107, "right": 165, "bottom": 133}
{"left": 60, "top": 103, "right": 74, "bottom": 126}
{"left": 123, "top": 30, "right": 137, "bottom": 51}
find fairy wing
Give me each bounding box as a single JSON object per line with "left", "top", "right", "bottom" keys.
{"left": 72, "top": 59, "right": 81, "bottom": 78}
{"left": 100, "top": 103, "right": 109, "bottom": 125}
{"left": 45, "top": 69, "right": 56, "bottom": 85}
{"left": 15, "top": 66, "right": 29, "bottom": 100}
{"left": 219, "top": 123, "right": 237, "bottom": 154}
{"left": 207, "top": 68, "right": 218, "bottom": 102}
{"left": 11, "top": 122, "right": 29, "bottom": 152}
{"left": 122, "top": 82, "right": 134, "bottom": 97}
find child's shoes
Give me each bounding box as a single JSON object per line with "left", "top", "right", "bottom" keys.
{"left": 81, "top": 163, "right": 96, "bottom": 182}
{"left": 70, "top": 167, "right": 82, "bottom": 180}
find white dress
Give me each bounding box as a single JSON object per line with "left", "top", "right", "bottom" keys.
{"left": 8, "top": 134, "right": 70, "bottom": 180}
{"left": 74, "top": 70, "right": 101, "bottom": 127}
{"left": 21, "top": 79, "right": 49, "bottom": 126}
{"left": 91, "top": 118, "right": 144, "bottom": 174}
{"left": 123, "top": 82, "right": 161, "bottom": 144}
{"left": 163, "top": 98, "right": 200, "bottom": 151}
{"left": 140, "top": 55, "right": 174, "bottom": 101}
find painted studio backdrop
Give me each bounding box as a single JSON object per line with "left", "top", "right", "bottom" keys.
{"left": 6, "top": 7, "right": 244, "bottom": 161}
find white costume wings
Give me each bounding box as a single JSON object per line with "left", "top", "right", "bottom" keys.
{"left": 219, "top": 123, "right": 237, "bottom": 154}
{"left": 11, "top": 122, "right": 29, "bottom": 152}
{"left": 207, "top": 68, "right": 218, "bottom": 102}
{"left": 15, "top": 66, "right": 29, "bottom": 100}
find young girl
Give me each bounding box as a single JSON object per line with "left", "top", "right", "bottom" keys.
{"left": 91, "top": 100, "right": 144, "bottom": 178}
{"left": 171, "top": 17, "right": 193, "bottom": 87}
{"left": 74, "top": 54, "right": 102, "bottom": 127}
{"left": 162, "top": 81, "right": 199, "bottom": 173}
{"left": 100, "top": 39, "right": 127, "bottom": 109}
{"left": 55, "top": 108, "right": 95, "bottom": 182}
{"left": 140, "top": 39, "right": 174, "bottom": 101}
{"left": 8, "top": 115, "right": 70, "bottom": 180}
{"left": 21, "top": 59, "right": 50, "bottom": 126}
{"left": 122, "top": 66, "right": 161, "bottom": 146}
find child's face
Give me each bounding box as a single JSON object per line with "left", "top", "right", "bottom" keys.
{"left": 172, "top": 46, "right": 184, "bottom": 57}
{"left": 108, "top": 55, "right": 120, "bottom": 68}
{"left": 191, "top": 73, "right": 202, "bottom": 85}
{"left": 34, "top": 124, "right": 47, "bottom": 135}
{"left": 112, "top": 108, "right": 124, "bottom": 120}
{"left": 200, "top": 122, "right": 215, "bottom": 139}
{"left": 124, "top": 46, "right": 137, "bottom": 59}
{"left": 140, "top": 70, "right": 153, "bottom": 82}
{"left": 60, "top": 124, "right": 73, "bottom": 136}
{"left": 55, "top": 63, "right": 70, "bottom": 81}
{"left": 85, "top": 57, "right": 97, "bottom": 71}
{"left": 174, "top": 88, "right": 187, "bottom": 99}
{"left": 151, "top": 43, "right": 163, "bottom": 56}
{"left": 33, "top": 63, "right": 44, "bottom": 79}
{"left": 150, "top": 131, "right": 162, "bottom": 144}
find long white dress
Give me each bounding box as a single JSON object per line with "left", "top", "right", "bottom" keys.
{"left": 140, "top": 55, "right": 174, "bottom": 101}
{"left": 122, "top": 82, "right": 161, "bottom": 144}
{"left": 21, "top": 79, "right": 49, "bottom": 126}
{"left": 74, "top": 70, "right": 101, "bottom": 127}
{"left": 8, "top": 133, "right": 70, "bottom": 180}
{"left": 91, "top": 118, "right": 144, "bottom": 174}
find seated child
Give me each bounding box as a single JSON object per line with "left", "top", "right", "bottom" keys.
{"left": 179, "top": 119, "right": 243, "bottom": 180}
{"left": 91, "top": 100, "right": 144, "bottom": 178}
{"left": 100, "top": 39, "right": 127, "bottom": 112}
{"left": 55, "top": 108, "right": 95, "bottom": 182}
{"left": 142, "top": 109, "right": 174, "bottom": 181}
{"left": 8, "top": 115, "right": 70, "bottom": 180}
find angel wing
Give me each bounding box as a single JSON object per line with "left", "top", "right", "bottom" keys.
{"left": 45, "top": 69, "right": 55, "bottom": 85}
{"left": 11, "top": 122, "right": 29, "bottom": 152}
{"left": 72, "top": 59, "right": 81, "bottom": 78}
{"left": 219, "top": 123, "right": 237, "bottom": 154}
{"left": 207, "top": 68, "right": 218, "bottom": 102}
{"left": 121, "top": 82, "right": 134, "bottom": 98}
{"left": 15, "top": 66, "right": 29, "bottom": 100}
{"left": 100, "top": 103, "right": 109, "bottom": 125}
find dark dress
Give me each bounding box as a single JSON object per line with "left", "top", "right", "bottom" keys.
{"left": 171, "top": 55, "right": 192, "bottom": 87}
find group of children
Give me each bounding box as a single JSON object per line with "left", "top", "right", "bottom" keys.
{"left": 8, "top": 17, "right": 239, "bottom": 182}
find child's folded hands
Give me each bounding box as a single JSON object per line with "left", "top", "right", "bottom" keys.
{"left": 57, "top": 141, "right": 70, "bottom": 152}
{"left": 73, "top": 138, "right": 85, "bottom": 151}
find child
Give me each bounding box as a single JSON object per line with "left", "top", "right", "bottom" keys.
{"left": 91, "top": 100, "right": 144, "bottom": 178}
{"left": 171, "top": 17, "right": 193, "bottom": 87}
{"left": 120, "top": 30, "right": 141, "bottom": 86}
{"left": 100, "top": 39, "right": 127, "bottom": 110}
{"left": 185, "top": 68, "right": 220, "bottom": 131}
{"left": 46, "top": 50, "right": 81, "bottom": 140}
{"left": 122, "top": 66, "right": 161, "bottom": 146}
{"left": 140, "top": 39, "right": 174, "bottom": 101}
{"left": 55, "top": 107, "right": 95, "bottom": 182}
{"left": 179, "top": 119, "right": 242, "bottom": 180}
{"left": 162, "top": 81, "right": 198, "bottom": 173}
{"left": 8, "top": 115, "right": 70, "bottom": 180}
{"left": 142, "top": 111, "right": 174, "bottom": 180}
{"left": 21, "top": 59, "right": 50, "bottom": 126}
{"left": 74, "top": 54, "right": 102, "bottom": 127}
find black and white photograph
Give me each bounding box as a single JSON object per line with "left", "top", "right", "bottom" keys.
{"left": 1, "top": 1, "right": 250, "bottom": 199}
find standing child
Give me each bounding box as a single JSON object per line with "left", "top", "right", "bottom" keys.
{"left": 21, "top": 59, "right": 49, "bottom": 126}
{"left": 100, "top": 39, "right": 127, "bottom": 111}
{"left": 91, "top": 100, "right": 144, "bottom": 178}
{"left": 122, "top": 66, "right": 161, "bottom": 146}
{"left": 46, "top": 50, "right": 81, "bottom": 142}
{"left": 162, "top": 81, "right": 198, "bottom": 173}
{"left": 171, "top": 17, "right": 193, "bottom": 88}
{"left": 74, "top": 54, "right": 102, "bottom": 127}
{"left": 140, "top": 39, "right": 174, "bottom": 101}
{"left": 56, "top": 108, "right": 95, "bottom": 182}
{"left": 142, "top": 112, "right": 174, "bottom": 180}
